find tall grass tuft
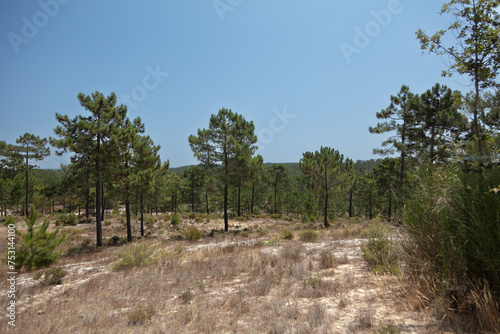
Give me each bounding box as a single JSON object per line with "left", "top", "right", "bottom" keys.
{"left": 113, "top": 241, "right": 157, "bottom": 270}
{"left": 402, "top": 163, "right": 500, "bottom": 332}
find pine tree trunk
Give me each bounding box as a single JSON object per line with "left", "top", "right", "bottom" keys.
{"left": 224, "top": 150, "right": 229, "bottom": 232}
{"left": 126, "top": 198, "right": 132, "bottom": 242}
{"left": 101, "top": 185, "right": 105, "bottom": 221}
{"left": 388, "top": 194, "right": 392, "bottom": 221}
{"left": 25, "top": 153, "right": 29, "bottom": 217}
{"left": 369, "top": 187, "right": 372, "bottom": 220}
{"left": 349, "top": 189, "right": 353, "bottom": 218}
{"left": 85, "top": 179, "right": 90, "bottom": 219}
{"left": 95, "top": 131, "right": 102, "bottom": 247}
{"left": 237, "top": 181, "right": 241, "bottom": 217}
{"left": 251, "top": 184, "right": 255, "bottom": 215}
{"left": 140, "top": 193, "right": 145, "bottom": 237}
{"left": 324, "top": 169, "right": 329, "bottom": 227}
{"left": 205, "top": 188, "right": 209, "bottom": 215}
{"left": 274, "top": 177, "right": 278, "bottom": 215}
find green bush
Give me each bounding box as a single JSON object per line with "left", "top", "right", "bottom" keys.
{"left": 184, "top": 227, "right": 203, "bottom": 241}
{"left": 234, "top": 216, "right": 248, "bottom": 222}
{"left": 171, "top": 212, "right": 180, "bottom": 226}
{"left": 299, "top": 229, "right": 318, "bottom": 242}
{"left": 361, "top": 222, "right": 399, "bottom": 275}
{"left": 43, "top": 267, "right": 67, "bottom": 285}
{"left": 55, "top": 213, "right": 78, "bottom": 226}
{"left": 13, "top": 209, "right": 66, "bottom": 271}
{"left": 113, "top": 241, "right": 156, "bottom": 270}
{"left": 403, "top": 165, "right": 500, "bottom": 290}
{"left": 256, "top": 227, "right": 268, "bottom": 236}
{"left": 280, "top": 229, "right": 294, "bottom": 240}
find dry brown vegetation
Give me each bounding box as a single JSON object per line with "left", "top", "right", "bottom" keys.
{"left": 1, "top": 215, "right": 446, "bottom": 333}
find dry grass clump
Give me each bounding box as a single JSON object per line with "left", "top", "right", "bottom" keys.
{"left": 319, "top": 249, "right": 338, "bottom": 270}
{"left": 349, "top": 309, "right": 374, "bottom": 331}
{"left": 299, "top": 229, "right": 318, "bottom": 242}
{"left": 112, "top": 240, "right": 157, "bottom": 270}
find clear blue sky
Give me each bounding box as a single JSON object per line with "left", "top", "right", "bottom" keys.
{"left": 0, "top": 0, "right": 474, "bottom": 168}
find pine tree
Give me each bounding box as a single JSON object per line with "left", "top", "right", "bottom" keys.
{"left": 51, "top": 92, "right": 127, "bottom": 246}
{"left": 416, "top": 0, "right": 500, "bottom": 154}
{"left": 300, "top": 147, "right": 345, "bottom": 227}
{"left": 268, "top": 164, "right": 289, "bottom": 215}
{"left": 14, "top": 206, "right": 66, "bottom": 271}
{"left": 369, "top": 85, "right": 418, "bottom": 188}
{"left": 189, "top": 108, "right": 257, "bottom": 231}
{"left": 11, "top": 133, "right": 50, "bottom": 217}
{"left": 414, "top": 84, "right": 467, "bottom": 162}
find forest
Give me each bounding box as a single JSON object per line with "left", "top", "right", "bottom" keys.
{"left": 1, "top": 1, "right": 500, "bottom": 333}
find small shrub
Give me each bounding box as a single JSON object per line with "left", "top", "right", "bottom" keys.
{"left": 319, "top": 250, "right": 338, "bottom": 270}
{"left": 234, "top": 216, "right": 248, "bottom": 222}
{"left": 265, "top": 236, "right": 281, "bottom": 246}
{"left": 113, "top": 241, "right": 156, "bottom": 270}
{"left": 55, "top": 213, "right": 78, "bottom": 226}
{"left": 163, "top": 214, "right": 172, "bottom": 222}
{"left": 128, "top": 306, "right": 154, "bottom": 325}
{"left": 43, "top": 267, "right": 67, "bottom": 285}
{"left": 104, "top": 220, "right": 111, "bottom": 226}
{"left": 14, "top": 210, "right": 66, "bottom": 271}
{"left": 179, "top": 290, "right": 193, "bottom": 304}
{"left": 361, "top": 222, "right": 399, "bottom": 275}
{"left": 270, "top": 214, "right": 281, "bottom": 219}
{"left": 281, "top": 244, "right": 302, "bottom": 261}
{"left": 240, "top": 230, "right": 249, "bottom": 237}
{"left": 184, "top": 227, "right": 203, "bottom": 241}
{"left": 170, "top": 212, "right": 180, "bottom": 226}
{"left": 300, "top": 229, "right": 318, "bottom": 242}
{"left": 256, "top": 228, "right": 268, "bottom": 236}
{"left": 308, "top": 274, "right": 323, "bottom": 289}
{"left": 111, "top": 235, "right": 121, "bottom": 245}
{"left": 78, "top": 217, "right": 92, "bottom": 224}
{"left": 375, "top": 324, "right": 401, "bottom": 334}
{"left": 280, "top": 229, "right": 294, "bottom": 240}
{"left": 66, "top": 243, "right": 95, "bottom": 256}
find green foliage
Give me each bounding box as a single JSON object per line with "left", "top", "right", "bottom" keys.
{"left": 189, "top": 108, "right": 258, "bottom": 232}
{"left": 300, "top": 147, "right": 350, "bottom": 227}
{"left": 43, "top": 266, "right": 67, "bottom": 285}
{"left": 280, "top": 229, "right": 294, "bottom": 240}
{"left": 184, "top": 227, "right": 203, "bottom": 241}
{"left": 404, "top": 164, "right": 500, "bottom": 290}
{"left": 14, "top": 208, "right": 66, "bottom": 271}
{"left": 361, "top": 222, "right": 399, "bottom": 275}
{"left": 170, "top": 212, "right": 180, "bottom": 226}
{"left": 113, "top": 241, "right": 157, "bottom": 270}
{"left": 299, "top": 229, "right": 318, "bottom": 242}
{"left": 55, "top": 213, "right": 78, "bottom": 226}
{"left": 256, "top": 227, "right": 268, "bottom": 236}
